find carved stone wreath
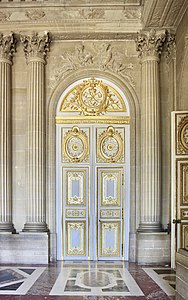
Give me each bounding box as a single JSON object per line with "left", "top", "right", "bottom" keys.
{"left": 177, "top": 116, "right": 188, "bottom": 154}
{"left": 97, "top": 126, "right": 123, "bottom": 163}
{"left": 63, "top": 126, "right": 89, "bottom": 162}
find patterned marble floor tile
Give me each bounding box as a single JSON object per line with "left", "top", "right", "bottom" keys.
{"left": 0, "top": 267, "right": 46, "bottom": 295}
{"left": 0, "top": 262, "right": 175, "bottom": 299}
{"left": 142, "top": 268, "right": 175, "bottom": 297}
{"left": 50, "top": 267, "right": 144, "bottom": 296}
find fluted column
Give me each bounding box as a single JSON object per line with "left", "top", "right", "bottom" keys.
{"left": 21, "top": 32, "right": 50, "bottom": 232}
{"left": 136, "top": 29, "right": 166, "bottom": 232}
{"left": 0, "top": 33, "right": 16, "bottom": 233}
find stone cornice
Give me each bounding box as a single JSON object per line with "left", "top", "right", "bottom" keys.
{"left": 135, "top": 29, "right": 167, "bottom": 59}
{"left": 0, "top": 32, "right": 16, "bottom": 62}
{"left": 20, "top": 32, "right": 50, "bottom": 62}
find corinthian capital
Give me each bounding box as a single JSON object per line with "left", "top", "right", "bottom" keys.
{"left": 20, "top": 32, "right": 50, "bottom": 62}
{"left": 135, "top": 29, "right": 166, "bottom": 59}
{"left": 0, "top": 32, "right": 16, "bottom": 62}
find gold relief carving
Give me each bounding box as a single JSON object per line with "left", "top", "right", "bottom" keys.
{"left": 66, "top": 209, "right": 86, "bottom": 218}
{"left": 56, "top": 116, "right": 130, "bottom": 125}
{"left": 66, "top": 221, "right": 86, "bottom": 256}
{"left": 60, "top": 78, "right": 126, "bottom": 116}
{"left": 180, "top": 223, "right": 188, "bottom": 250}
{"left": 97, "top": 126, "right": 124, "bottom": 163}
{"left": 101, "top": 170, "right": 121, "bottom": 206}
{"left": 181, "top": 209, "right": 188, "bottom": 220}
{"left": 177, "top": 116, "right": 188, "bottom": 155}
{"left": 100, "top": 209, "right": 121, "bottom": 219}
{"left": 180, "top": 163, "right": 188, "bottom": 206}
{"left": 63, "top": 126, "right": 89, "bottom": 163}
{"left": 66, "top": 170, "right": 86, "bottom": 206}
{"left": 100, "top": 222, "right": 120, "bottom": 256}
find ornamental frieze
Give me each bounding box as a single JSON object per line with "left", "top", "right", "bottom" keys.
{"left": 49, "top": 42, "right": 135, "bottom": 89}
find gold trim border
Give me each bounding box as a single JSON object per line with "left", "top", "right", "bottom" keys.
{"left": 56, "top": 116, "right": 130, "bottom": 125}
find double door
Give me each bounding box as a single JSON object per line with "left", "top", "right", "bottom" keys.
{"left": 57, "top": 123, "right": 129, "bottom": 260}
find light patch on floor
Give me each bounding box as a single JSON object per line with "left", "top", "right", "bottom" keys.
{"left": 143, "top": 268, "right": 176, "bottom": 297}
{"left": 0, "top": 267, "right": 46, "bottom": 295}
{"left": 50, "top": 267, "right": 144, "bottom": 296}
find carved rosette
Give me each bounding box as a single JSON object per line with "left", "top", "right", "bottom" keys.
{"left": 20, "top": 32, "right": 50, "bottom": 63}
{"left": 0, "top": 33, "right": 16, "bottom": 62}
{"left": 177, "top": 116, "right": 188, "bottom": 155}
{"left": 135, "top": 29, "right": 167, "bottom": 59}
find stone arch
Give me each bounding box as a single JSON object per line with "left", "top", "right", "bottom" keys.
{"left": 46, "top": 69, "right": 141, "bottom": 261}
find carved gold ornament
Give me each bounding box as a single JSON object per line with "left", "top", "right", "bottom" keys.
{"left": 177, "top": 116, "right": 188, "bottom": 155}
{"left": 63, "top": 126, "right": 89, "bottom": 163}
{"left": 97, "top": 126, "right": 123, "bottom": 163}
{"left": 60, "top": 78, "right": 126, "bottom": 116}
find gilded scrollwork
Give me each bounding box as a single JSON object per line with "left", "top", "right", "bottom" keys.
{"left": 177, "top": 115, "right": 188, "bottom": 155}
{"left": 66, "top": 221, "right": 86, "bottom": 256}
{"left": 66, "top": 170, "right": 86, "bottom": 206}
{"left": 60, "top": 78, "right": 126, "bottom": 116}
{"left": 97, "top": 126, "right": 124, "bottom": 163}
{"left": 100, "top": 222, "right": 120, "bottom": 256}
{"left": 63, "top": 126, "right": 89, "bottom": 163}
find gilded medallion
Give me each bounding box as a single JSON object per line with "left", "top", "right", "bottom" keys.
{"left": 97, "top": 126, "right": 123, "bottom": 163}
{"left": 63, "top": 126, "right": 89, "bottom": 162}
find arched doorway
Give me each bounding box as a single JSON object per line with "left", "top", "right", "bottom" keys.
{"left": 56, "top": 77, "right": 130, "bottom": 260}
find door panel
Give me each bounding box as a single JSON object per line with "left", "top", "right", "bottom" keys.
{"left": 171, "top": 112, "right": 188, "bottom": 268}
{"left": 59, "top": 124, "right": 127, "bottom": 260}
{"left": 97, "top": 167, "right": 123, "bottom": 260}
{"left": 62, "top": 167, "right": 89, "bottom": 259}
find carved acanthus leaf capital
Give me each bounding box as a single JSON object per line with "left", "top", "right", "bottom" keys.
{"left": 164, "top": 31, "right": 176, "bottom": 61}
{"left": 20, "top": 32, "right": 50, "bottom": 62}
{"left": 0, "top": 32, "right": 16, "bottom": 62}
{"left": 135, "top": 29, "right": 167, "bottom": 59}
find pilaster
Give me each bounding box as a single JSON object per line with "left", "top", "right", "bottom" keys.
{"left": 135, "top": 29, "right": 166, "bottom": 232}
{"left": 21, "top": 32, "right": 50, "bottom": 232}
{"left": 0, "top": 33, "right": 16, "bottom": 233}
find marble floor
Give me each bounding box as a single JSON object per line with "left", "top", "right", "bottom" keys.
{"left": 0, "top": 261, "right": 175, "bottom": 300}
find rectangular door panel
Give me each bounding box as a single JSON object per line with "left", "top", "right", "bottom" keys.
{"left": 100, "top": 221, "right": 121, "bottom": 257}
{"left": 97, "top": 167, "right": 124, "bottom": 260}
{"left": 62, "top": 167, "right": 89, "bottom": 259}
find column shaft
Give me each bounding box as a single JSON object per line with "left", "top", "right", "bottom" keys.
{"left": 0, "top": 33, "right": 16, "bottom": 233}
{"left": 21, "top": 32, "right": 50, "bottom": 232}
{"left": 140, "top": 57, "right": 161, "bottom": 231}
{"left": 135, "top": 29, "right": 166, "bottom": 232}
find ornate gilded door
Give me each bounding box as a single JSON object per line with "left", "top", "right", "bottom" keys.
{"left": 57, "top": 124, "right": 126, "bottom": 260}
{"left": 56, "top": 77, "right": 130, "bottom": 261}
{"left": 171, "top": 112, "right": 188, "bottom": 267}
